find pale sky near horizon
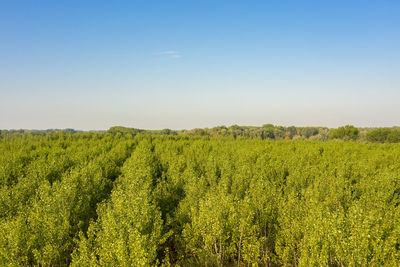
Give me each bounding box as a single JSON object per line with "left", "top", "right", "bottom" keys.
{"left": 1, "top": 0, "right": 399, "bottom": 130}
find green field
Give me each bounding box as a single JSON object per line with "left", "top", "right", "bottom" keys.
{"left": 1, "top": 131, "right": 400, "bottom": 266}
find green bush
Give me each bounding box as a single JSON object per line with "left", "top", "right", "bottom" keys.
{"left": 367, "top": 128, "right": 400, "bottom": 143}
{"left": 330, "top": 125, "right": 359, "bottom": 140}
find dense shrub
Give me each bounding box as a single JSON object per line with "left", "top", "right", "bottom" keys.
{"left": 330, "top": 125, "right": 359, "bottom": 140}
{"left": 1, "top": 133, "right": 400, "bottom": 266}
{"left": 367, "top": 128, "right": 400, "bottom": 143}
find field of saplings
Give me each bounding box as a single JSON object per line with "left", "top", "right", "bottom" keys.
{"left": 1, "top": 132, "right": 400, "bottom": 266}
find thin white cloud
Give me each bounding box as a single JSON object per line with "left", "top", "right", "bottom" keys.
{"left": 157, "top": 50, "right": 182, "bottom": 58}
{"left": 160, "top": 50, "right": 178, "bottom": 55}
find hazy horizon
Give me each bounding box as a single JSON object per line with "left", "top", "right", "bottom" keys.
{"left": 2, "top": 123, "right": 400, "bottom": 132}
{"left": 1, "top": 1, "right": 399, "bottom": 130}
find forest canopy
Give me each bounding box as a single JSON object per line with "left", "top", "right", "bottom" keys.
{"left": 1, "top": 130, "right": 400, "bottom": 266}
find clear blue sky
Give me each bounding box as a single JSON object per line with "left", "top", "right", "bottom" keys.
{"left": 1, "top": 0, "right": 399, "bottom": 130}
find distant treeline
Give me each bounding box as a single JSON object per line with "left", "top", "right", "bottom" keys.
{"left": 0, "top": 128, "right": 84, "bottom": 135}
{"left": 2, "top": 125, "right": 400, "bottom": 143}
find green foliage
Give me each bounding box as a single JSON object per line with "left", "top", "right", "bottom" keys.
{"left": 1, "top": 133, "right": 400, "bottom": 266}
{"left": 367, "top": 128, "right": 400, "bottom": 143}
{"left": 8, "top": 124, "right": 397, "bottom": 142}
{"left": 72, "top": 139, "right": 167, "bottom": 266}
{"left": 330, "top": 125, "right": 360, "bottom": 140}
{"left": 0, "top": 133, "right": 135, "bottom": 265}
{"left": 108, "top": 126, "right": 144, "bottom": 136}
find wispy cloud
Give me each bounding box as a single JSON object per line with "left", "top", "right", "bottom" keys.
{"left": 157, "top": 50, "right": 182, "bottom": 59}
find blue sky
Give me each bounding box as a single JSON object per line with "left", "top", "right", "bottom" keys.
{"left": 1, "top": 0, "right": 399, "bottom": 130}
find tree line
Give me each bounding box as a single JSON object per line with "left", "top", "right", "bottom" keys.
{"left": 3, "top": 124, "right": 400, "bottom": 143}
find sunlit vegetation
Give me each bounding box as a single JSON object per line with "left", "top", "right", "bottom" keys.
{"left": 1, "top": 129, "right": 400, "bottom": 266}
{"left": 3, "top": 125, "right": 400, "bottom": 143}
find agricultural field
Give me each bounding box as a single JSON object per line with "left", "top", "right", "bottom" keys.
{"left": 1, "top": 131, "right": 400, "bottom": 266}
